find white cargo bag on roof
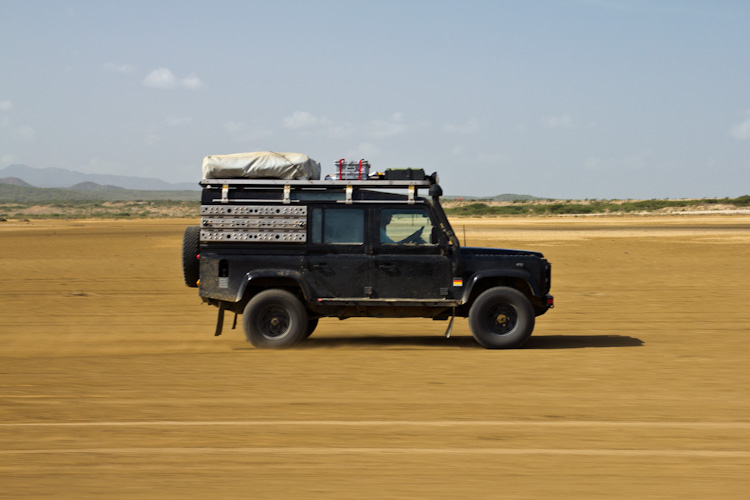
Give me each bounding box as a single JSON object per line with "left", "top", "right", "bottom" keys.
{"left": 202, "top": 151, "right": 321, "bottom": 180}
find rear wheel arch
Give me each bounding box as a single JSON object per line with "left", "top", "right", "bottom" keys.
{"left": 238, "top": 275, "right": 310, "bottom": 311}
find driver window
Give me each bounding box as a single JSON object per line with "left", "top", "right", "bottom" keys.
{"left": 380, "top": 208, "right": 435, "bottom": 245}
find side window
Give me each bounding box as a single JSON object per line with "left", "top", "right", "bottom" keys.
{"left": 380, "top": 208, "right": 435, "bottom": 245}
{"left": 311, "top": 208, "right": 365, "bottom": 244}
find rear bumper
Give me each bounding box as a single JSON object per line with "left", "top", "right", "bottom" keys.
{"left": 534, "top": 294, "right": 554, "bottom": 316}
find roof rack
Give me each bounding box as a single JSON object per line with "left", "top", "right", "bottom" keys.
{"left": 201, "top": 177, "right": 436, "bottom": 205}
{"left": 199, "top": 178, "right": 433, "bottom": 188}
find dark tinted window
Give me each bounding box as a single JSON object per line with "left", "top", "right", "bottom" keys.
{"left": 311, "top": 208, "right": 365, "bottom": 244}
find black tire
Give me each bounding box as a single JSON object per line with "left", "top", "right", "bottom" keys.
{"left": 304, "top": 318, "right": 319, "bottom": 339}
{"left": 468, "top": 286, "right": 535, "bottom": 349}
{"left": 243, "top": 289, "right": 308, "bottom": 348}
{"left": 182, "top": 225, "right": 201, "bottom": 287}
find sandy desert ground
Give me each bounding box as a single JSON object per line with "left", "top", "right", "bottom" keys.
{"left": 1, "top": 215, "right": 749, "bottom": 499}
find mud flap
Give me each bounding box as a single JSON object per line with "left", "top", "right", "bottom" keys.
{"left": 444, "top": 308, "right": 455, "bottom": 339}
{"left": 214, "top": 302, "right": 225, "bottom": 336}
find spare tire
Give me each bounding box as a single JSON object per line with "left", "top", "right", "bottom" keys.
{"left": 182, "top": 225, "right": 201, "bottom": 287}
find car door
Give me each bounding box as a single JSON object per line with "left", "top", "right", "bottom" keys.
{"left": 307, "top": 206, "right": 370, "bottom": 298}
{"left": 371, "top": 207, "right": 451, "bottom": 299}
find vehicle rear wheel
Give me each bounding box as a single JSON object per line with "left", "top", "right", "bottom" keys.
{"left": 181, "top": 225, "right": 200, "bottom": 287}
{"left": 468, "top": 286, "right": 535, "bottom": 349}
{"left": 243, "top": 289, "right": 308, "bottom": 348}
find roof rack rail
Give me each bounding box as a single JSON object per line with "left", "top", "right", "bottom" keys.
{"left": 199, "top": 178, "right": 433, "bottom": 188}
{"left": 200, "top": 173, "right": 440, "bottom": 205}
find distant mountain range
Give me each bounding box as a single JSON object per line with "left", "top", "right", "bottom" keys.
{"left": 0, "top": 183, "right": 199, "bottom": 203}
{"left": 0, "top": 164, "right": 542, "bottom": 203}
{"left": 0, "top": 164, "right": 199, "bottom": 191}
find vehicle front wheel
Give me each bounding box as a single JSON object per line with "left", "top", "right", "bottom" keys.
{"left": 243, "top": 290, "right": 308, "bottom": 348}
{"left": 468, "top": 287, "right": 535, "bottom": 349}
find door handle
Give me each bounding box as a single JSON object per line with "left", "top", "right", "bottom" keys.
{"left": 311, "top": 263, "right": 328, "bottom": 270}
{"left": 378, "top": 263, "right": 395, "bottom": 270}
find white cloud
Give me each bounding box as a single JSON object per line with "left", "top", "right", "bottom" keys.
{"left": 0, "top": 100, "right": 12, "bottom": 111}
{"left": 143, "top": 68, "right": 177, "bottom": 89}
{"left": 283, "top": 111, "right": 417, "bottom": 139}
{"left": 103, "top": 62, "right": 135, "bottom": 74}
{"left": 143, "top": 68, "right": 205, "bottom": 90}
{"left": 181, "top": 73, "right": 205, "bottom": 90}
{"left": 11, "top": 125, "right": 35, "bottom": 142}
{"left": 282, "top": 111, "right": 355, "bottom": 139}
{"left": 541, "top": 115, "right": 573, "bottom": 129}
{"left": 730, "top": 118, "right": 750, "bottom": 141}
{"left": 283, "top": 111, "right": 330, "bottom": 129}
{"left": 365, "top": 113, "right": 408, "bottom": 138}
{"left": 322, "top": 122, "right": 355, "bottom": 139}
{"left": 442, "top": 118, "right": 480, "bottom": 134}
{"left": 165, "top": 116, "right": 193, "bottom": 127}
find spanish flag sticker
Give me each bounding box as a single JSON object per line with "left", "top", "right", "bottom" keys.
{"left": 453, "top": 278, "right": 463, "bottom": 287}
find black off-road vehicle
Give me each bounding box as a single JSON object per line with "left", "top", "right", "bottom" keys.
{"left": 182, "top": 170, "right": 553, "bottom": 348}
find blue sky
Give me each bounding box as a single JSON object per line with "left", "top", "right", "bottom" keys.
{"left": 1, "top": 0, "right": 749, "bottom": 198}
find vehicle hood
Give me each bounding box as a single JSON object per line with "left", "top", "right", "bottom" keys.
{"left": 459, "top": 246, "right": 544, "bottom": 258}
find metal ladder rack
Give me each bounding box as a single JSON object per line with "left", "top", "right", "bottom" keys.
{"left": 200, "top": 178, "right": 433, "bottom": 205}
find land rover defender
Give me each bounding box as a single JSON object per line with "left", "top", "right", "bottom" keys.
{"left": 182, "top": 156, "right": 553, "bottom": 349}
